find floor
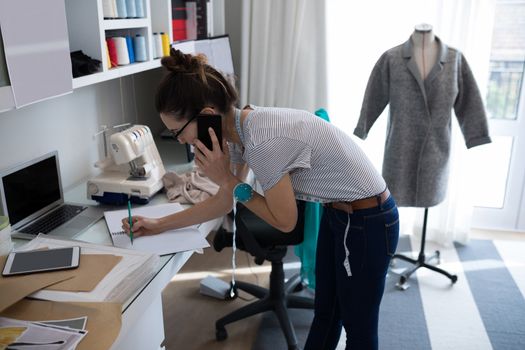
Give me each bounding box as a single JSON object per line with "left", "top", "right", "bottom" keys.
{"left": 161, "top": 228, "right": 525, "bottom": 349}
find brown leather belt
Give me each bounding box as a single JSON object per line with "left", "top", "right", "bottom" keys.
{"left": 324, "top": 189, "right": 390, "bottom": 214}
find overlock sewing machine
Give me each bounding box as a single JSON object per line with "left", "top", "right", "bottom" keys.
{"left": 87, "top": 125, "right": 166, "bottom": 205}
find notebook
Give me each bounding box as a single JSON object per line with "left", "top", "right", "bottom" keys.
{"left": 0, "top": 151, "right": 103, "bottom": 240}
{"left": 103, "top": 202, "right": 210, "bottom": 256}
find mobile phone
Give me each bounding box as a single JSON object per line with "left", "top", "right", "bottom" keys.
{"left": 2, "top": 246, "right": 80, "bottom": 276}
{"left": 197, "top": 114, "right": 222, "bottom": 151}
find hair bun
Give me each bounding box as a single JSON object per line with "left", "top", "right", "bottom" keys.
{"left": 162, "top": 49, "right": 208, "bottom": 74}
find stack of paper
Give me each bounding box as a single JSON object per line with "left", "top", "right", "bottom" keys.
{"left": 103, "top": 202, "right": 210, "bottom": 256}
{"left": 17, "top": 236, "right": 159, "bottom": 303}
{"left": 0, "top": 316, "right": 87, "bottom": 350}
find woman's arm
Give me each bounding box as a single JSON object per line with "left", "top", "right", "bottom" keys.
{"left": 233, "top": 174, "right": 298, "bottom": 232}
{"left": 121, "top": 186, "right": 233, "bottom": 237}
{"left": 194, "top": 130, "right": 299, "bottom": 233}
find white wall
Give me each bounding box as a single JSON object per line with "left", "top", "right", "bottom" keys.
{"left": 224, "top": 0, "right": 244, "bottom": 98}
{"left": 0, "top": 68, "right": 163, "bottom": 192}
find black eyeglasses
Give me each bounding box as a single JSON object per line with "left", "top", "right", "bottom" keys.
{"left": 170, "top": 114, "right": 197, "bottom": 140}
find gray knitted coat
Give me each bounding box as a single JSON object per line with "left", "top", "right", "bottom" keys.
{"left": 354, "top": 37, "right": 491, "bottom": 208}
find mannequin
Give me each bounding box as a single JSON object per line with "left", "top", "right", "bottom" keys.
{"left": 411, "top": 24, "right": 439, "bottom": 80}
{"left": 355, "top": 26, "right": 491, "bottom": 207}
{"left": 353, "top": 22, "right": 495, "bottom": 287}
{"left": 387, "top": 23, "right": 458, "bottom": 288}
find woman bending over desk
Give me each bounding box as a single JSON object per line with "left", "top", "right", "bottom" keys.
{"left": 121, "top": 49, "right": 399, "bottom": 350}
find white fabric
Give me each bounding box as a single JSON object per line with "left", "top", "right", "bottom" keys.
{"left": 240, "top": 0, "right": 327, "bottom": 111}
{"left": 326, "top": 0, "right": 495, "bottom": 246}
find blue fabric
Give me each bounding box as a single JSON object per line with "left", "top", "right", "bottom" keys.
{"left": 304, "top": 196, "right": 399, "bottom": 350}
{"left": 294, "top": 108, "right": 330, "bottom": 289}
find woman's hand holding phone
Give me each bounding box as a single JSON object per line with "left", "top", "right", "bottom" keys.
{"left": 194, "top": 128, "right": 234, "bottom": 187}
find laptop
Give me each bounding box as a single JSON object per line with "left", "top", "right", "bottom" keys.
{"left": 0, "top": 151, "right": 103, "bottom": 240}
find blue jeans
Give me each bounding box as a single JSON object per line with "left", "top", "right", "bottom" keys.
{"left": 304, "top": 196, "right": 399, "bottom": 350}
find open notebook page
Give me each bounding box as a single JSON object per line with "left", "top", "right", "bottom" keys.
{"left": 103, "top": 202, "right": 209, "bottom": 256}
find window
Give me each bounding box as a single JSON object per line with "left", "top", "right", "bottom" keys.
{"left": 485, "top": 0, "right": 525, "bottom": 120}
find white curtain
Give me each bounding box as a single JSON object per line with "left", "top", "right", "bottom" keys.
{"left": 240, "top": 0, "right": 327, "bottom": 111}
{"left": 326, "top": 0, "right": 495, "bottom": 246}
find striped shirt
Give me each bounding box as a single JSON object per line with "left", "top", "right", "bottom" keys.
{"left": 229, "top": 106, "right": 386, "bottom": 203}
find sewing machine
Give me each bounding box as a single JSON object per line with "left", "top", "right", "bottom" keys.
{"left": 87, "top": 125, "right": 166, "bottom": 205}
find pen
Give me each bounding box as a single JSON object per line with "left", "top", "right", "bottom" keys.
{"left": 127, "top": 198, "right": 133, "bottom": 245}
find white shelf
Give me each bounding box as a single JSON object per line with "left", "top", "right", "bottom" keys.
{"left": 72, "top": 69, "right": 119, "bottom": 89}
{"left": 72, "top": 60, "right": 161, "bottom": 89}
{"left": 103, "top": 18, "right": 150, "bottom": 30}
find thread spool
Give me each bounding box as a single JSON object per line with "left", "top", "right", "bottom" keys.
{"left": 0, "top": 216, "right": 13, "bottom": 256}
{"left": 153, "top": 33, "right": 163, "bottom": 59}
{"left": 105, "top": 40, "right": 112, "bottom": 68}
{"left": 135, "top": 0, "right": 144, "bottom": 18}
{"left": 106, "top": 38, "right": 118, "bottom": 67}
{"left": 126, "top": 36, "right": 135, "bottom": 63}
{"left": 102, "top": 0, "right": 117, "bottom": 18}
{"left": 161, "top": 32, "right": 170, "bottom": 57}
{"left": 125, "top": 0, "right": 136, "bottom": 18}
{"left": 116, "top": 0, "right": 127, "bottom": 18}
{"left": 114, "top": 37, "right": 130, "bottom": 65}
{"left": 133, "top": 34, "right": 147, "bottom": 62}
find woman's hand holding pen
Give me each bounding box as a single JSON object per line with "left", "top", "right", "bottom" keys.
{"left": 193, "top": 128, "right": 236, "bottom": 187}
{"left": 121, "top": 216, "right": 162, "bottom": 237}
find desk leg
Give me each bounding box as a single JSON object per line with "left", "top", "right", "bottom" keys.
{"left": 112, "top": 293, "right": 166, "bottom": 350}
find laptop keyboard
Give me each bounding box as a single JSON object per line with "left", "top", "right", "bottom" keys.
{"left": 20, "top": 205, "right": 86, "bottom": 235}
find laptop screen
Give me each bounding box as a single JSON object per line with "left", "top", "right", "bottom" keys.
{"left": 2, "top": 154, "right": 61, "bottom": 226}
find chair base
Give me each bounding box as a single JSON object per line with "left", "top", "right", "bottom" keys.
{"left": 215, "top": 261, "right": 314, "bottom": 350}
{"left": 393, "top": 251, "right": 458, "bottom": 287}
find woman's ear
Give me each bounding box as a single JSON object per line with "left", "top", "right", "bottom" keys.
{"left": 199, "top": 107, "right": 216, "bottom": 115}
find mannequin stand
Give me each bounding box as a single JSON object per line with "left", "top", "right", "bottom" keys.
{"left": 392, "top": 208, "right": 458, "bottom": 289}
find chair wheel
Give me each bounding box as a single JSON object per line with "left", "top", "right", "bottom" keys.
{"left": 451, "top": 275, "right": 458, "bottom": 284}
{"left": 216, "top": 327, "right": 228, "bottom": 341}
{"left": 292, "top": 282, "right": 304, "bottom": 293}
{"left": 399, "top": 275, "right": 407, "bottom": 285}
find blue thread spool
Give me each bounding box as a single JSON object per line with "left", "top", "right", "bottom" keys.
{"left": 126, "top": 36, "right": 135, "bottom": 63}
{"left": 133, "top": 35, "right": 147, "bottom": 62}
{"left": 116, "top": 0, "right": 127, "bottom": 18}
{"left": 125, "top": 0, "right": 136, "bottom": 18}
{"left": 135, "top": 0, "right": 144, "bottom": 18}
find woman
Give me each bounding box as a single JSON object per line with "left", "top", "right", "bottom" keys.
{"left": 122, "top": 49, "right": 399, "bottom": 350}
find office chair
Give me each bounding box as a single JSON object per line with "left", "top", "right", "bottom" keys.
{"left": 213, "top": 200, "right": 314, "bottom": 350}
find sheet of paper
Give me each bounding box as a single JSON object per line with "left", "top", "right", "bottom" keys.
{"left": 210, "top": 36, "right": 234, "bottom": 76}
{"left": 104, "top": 202, "right": 209, "bottom": 256}
{"left": 36, "top": 316, "right": 87, "bottom": 330}
{"left": 172, "top": 40, "right": 196, "bottom": 55}
{"left": 1, "top": 299, "right": 121, "bottom": 350}
{"left": 0, "top": 316, "right": 86, "bottom": 350}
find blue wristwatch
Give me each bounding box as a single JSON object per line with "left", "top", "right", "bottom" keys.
{"left": 233, "top": 183, "right": 253, "bottom": 203}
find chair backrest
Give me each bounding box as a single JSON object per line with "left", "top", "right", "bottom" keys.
{"left": 235, "top": 200, "right": 306, "bottom": 261}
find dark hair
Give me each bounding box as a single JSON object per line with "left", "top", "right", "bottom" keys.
{"left": 155, "top": 49, "right": 238, "bottom": 120}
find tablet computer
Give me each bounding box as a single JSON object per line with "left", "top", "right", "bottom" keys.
{"left": 2, "top": 246, "right": 80, "bottom": 276}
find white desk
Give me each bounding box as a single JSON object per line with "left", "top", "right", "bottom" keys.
{"left": 14, "top": 139, "right": 222, "bottom": 350}
{"left": 65, "top": 209, "right": 221, "bottom": 350}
